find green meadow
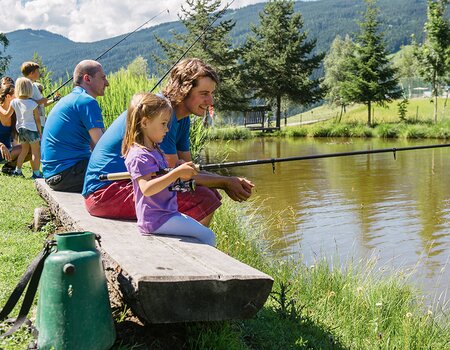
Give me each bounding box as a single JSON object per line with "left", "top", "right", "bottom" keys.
{"left": 1, "top": 71, "right": 449, "bottom": 348}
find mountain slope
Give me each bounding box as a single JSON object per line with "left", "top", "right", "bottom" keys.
{"left": 3, "top": 0, "right": 430, "bottom": 80}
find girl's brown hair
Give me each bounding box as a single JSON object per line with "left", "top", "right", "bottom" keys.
{"left": 162, "top": 58, "right": 219, "bottom": 106}
{"left": 0, "top": 84, "right": 15, "bottom": 104}
{"left": 122, "top": 93, "right": 172, "bottom": 157}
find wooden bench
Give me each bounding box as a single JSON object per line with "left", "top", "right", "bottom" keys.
{"left": 243, "top": 106, "right": 280, "bottom": 132}
{"left": 34, "top": 180, "right": 273, "bottom": 324}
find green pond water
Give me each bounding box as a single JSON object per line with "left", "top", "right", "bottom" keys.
{"left": 206, "top": 137, "right": 449, "bottom": 304}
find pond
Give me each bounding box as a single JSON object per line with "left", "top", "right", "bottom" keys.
{"left": 206, "top": 137, "right": 450, "bottom": 304}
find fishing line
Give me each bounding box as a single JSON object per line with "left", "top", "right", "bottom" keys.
{"left": 46, "top": 8, "right": 170, "bottom": 98}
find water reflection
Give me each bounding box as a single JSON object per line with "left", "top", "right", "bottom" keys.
{"left": 206, "top": 137, "right": 450, "bottom": 302}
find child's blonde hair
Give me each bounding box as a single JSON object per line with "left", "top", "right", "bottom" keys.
{"left": 15, "top": 77, "right": 33, "bottom": 98}
{"left": 122, "top": 92, "right": 172, "bottom": 157}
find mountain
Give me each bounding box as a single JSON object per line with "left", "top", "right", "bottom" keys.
{"left": 3, "top": 0, "right": 431, "bottom": 80}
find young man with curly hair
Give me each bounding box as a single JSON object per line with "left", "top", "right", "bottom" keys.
{"left": 83, "top": 58, "right": 253, "bottom": 226}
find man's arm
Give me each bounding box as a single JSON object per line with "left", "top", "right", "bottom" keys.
{"left": 166, "top": 151, "right": 254, "bottom": 202}
{"left": 88, "top": 128, "right": 104, "bottom": 149}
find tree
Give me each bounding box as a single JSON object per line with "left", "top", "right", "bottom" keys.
{"left": 392, "top": 45, "right": 421, "bottom": 79}
{"left": 323, "top": 35, "right": 356, "bottom": 121}
{"left": 413, "top": 0, "right": 450, "bottom": 123}
{"left": 341, "top": 0, "right": 402, "bottom": 125}
{"left": 241, "top": 0, "right": 324, "bottom": 128}
{"left": 127, "top": 56, "right": 149, "bottom": 77}
{"left": 0, "top": 33, "right": 11, "bottom": 78}
{"left": 155, "top": 0, "right": 246, "bottom": 111}
{"left": 32, "top": 52, "right": 53, "bottom": 94}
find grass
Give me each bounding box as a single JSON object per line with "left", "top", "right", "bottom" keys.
{"left": 0, "top": 172, "right": 449, "bottom": 349}
{"left": 288, "top": 97, "right": 449, "bottom": 125}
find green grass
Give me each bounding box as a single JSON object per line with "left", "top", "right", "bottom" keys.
{"left": 0, "top": 170, "right": 49, "bottom": 350}
{"left": 289, "top": 97, "right": 449, "bottom": 125}
{"left": 0, "top": 172, "right": 449, "bottom": 349}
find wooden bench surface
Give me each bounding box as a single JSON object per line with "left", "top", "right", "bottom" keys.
{"left": 35, "top": 180, "right": 273, "bottom": 324}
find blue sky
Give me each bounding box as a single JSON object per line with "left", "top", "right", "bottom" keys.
{"left": 1, "top": 0, "right": 268, "bottom": 42}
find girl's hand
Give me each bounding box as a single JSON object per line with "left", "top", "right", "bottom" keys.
{"left": 173, "top": 161, "right": 198, "bottom": 180}
{"left": 0, "top": 143, "right": 11, "bottom": 161}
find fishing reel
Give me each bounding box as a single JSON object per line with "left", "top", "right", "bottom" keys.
{"left": 168, "top": 178, "right": 196, "bottom": 193}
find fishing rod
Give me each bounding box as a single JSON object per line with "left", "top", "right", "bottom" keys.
{"left": 150, "top": 0, "right": 235, "bottom": 92}
{"left": 99, "top": 142, "right": 450, "bottom": 181}
{"left": 46, "top": 8, "right": 170, "bottom": 99}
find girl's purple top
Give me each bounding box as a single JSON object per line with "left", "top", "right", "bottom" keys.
{"left": 125, "top": 145, "right": 179, "bottom": 233}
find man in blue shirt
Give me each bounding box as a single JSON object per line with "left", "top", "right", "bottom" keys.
{"left": 83, "top": 58, "right": 254, "bottom": 226}
{"left": 41, "top": 60, "right": 109, "bottom": 192}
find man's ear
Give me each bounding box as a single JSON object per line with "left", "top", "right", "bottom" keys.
{"left": 83, "top": 74, "right": 91, "bottom": 83}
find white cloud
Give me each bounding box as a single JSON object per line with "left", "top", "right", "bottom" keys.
{"left": 0, "top": 0, "right": 267, "bottom": 42}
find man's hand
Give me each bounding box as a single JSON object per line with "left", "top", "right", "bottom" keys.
{"left": 223, "top": 177, "right": 254, "bottom": 202}
{"left": 0, "top": 143, "right": 11, "bottom": 161}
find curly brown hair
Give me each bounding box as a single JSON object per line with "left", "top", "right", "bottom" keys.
{"left": 162, "top": 58, "right": 219, "bottom": 106}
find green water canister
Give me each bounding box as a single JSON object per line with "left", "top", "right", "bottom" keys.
{"left": 36, "top": 232, "right": 116, "bottom": 350}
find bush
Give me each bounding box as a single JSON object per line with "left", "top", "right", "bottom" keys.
{"left": 402, "top": 125, "right": 429, "bottom": 139}
{"left": 375, "top": 124, "right": 400, "bottom": 138}
{"left": 284, "top": 127, "right": 308, "bottom": 137}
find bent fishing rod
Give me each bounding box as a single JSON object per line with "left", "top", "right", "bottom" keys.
{"left": 46, "top": 8, "right": 170, "bottom": 99}
{"left": 99, "top": 142, "right": 450, "bottom": 181}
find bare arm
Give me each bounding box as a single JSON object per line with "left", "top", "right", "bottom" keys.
{"left": 33, "top": 108, "right": 42, "bottom": 137}
{"left": 137, "top": 162, "right": 198, "bottom": 197}
{"left": 0, "top": 104, "right": 13, "bottom": 119}
{"left": 34, "top": 97, "right": 49, "bottom": 106}
{"left": 88, "top": 128, "right": 104, "bottom": 149}
{"left": 0, "top": 142, "right": 11, "bottom": 161}
{"left": 165, "top": 151, "right": 254, "bottom": 202}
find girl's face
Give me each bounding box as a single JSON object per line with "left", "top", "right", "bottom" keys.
{"left": 141, "top": 110, "right": 171, "bottom": 147}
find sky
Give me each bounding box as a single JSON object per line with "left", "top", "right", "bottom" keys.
{"left": 0, "top": 0, "right": 268, "bottom": 42}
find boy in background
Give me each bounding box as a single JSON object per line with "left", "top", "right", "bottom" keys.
{"left": 21, "top": 62, "right": 58, "bottom": 130}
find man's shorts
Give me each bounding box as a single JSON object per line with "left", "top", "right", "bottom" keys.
{"left": 85, "top": 180, "right": 222, "bottom": 222}
{"left": 17, "top": 128, "right": 40, "bottom": 144}
{"left": 45, "top": 159, "right": 89, "bottom": 193}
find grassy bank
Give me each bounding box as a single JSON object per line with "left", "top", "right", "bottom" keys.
{"left": 0, "top": 173, "right": 448, "bottom": 349}
{"left": 207, "top": 97, "right": 450, "bottom": 141}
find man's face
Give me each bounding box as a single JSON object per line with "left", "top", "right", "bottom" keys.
{"left": 183, "top": 77, "right": 216, "bottom": 117}
{"left": 86, "top": 67, "right": 109, "bottom": 98}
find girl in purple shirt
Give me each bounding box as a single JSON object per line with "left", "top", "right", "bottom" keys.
{"left": 122, "top": 92, "right": 216, "bottom": 246}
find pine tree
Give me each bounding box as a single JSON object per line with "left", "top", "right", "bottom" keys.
{"left": 323, "top": 35, "right": 356, "bottom": 121}
{"left": 154, "top": 0, "right": 246, "bottom": 111}
{"left": 413, "top": 0, "right": 450, "bottom": 123}
{"left": 241, "top": 0, "right": 324, "bottom": 128}
{"left": 32, "top": 52, "right": 53, "bottom": 95}
{"left": 0, "top": 33, "right": 11, "bottom": 77}
{"left": 127, "top": 56, "right": 149, "bottom": 77}
{"left": 341, "top": 0, "right": 402, "bottom": 125}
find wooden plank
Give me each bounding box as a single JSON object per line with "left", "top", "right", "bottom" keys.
{"left": 34, "top": 180, "right": 273, "bottom": 324}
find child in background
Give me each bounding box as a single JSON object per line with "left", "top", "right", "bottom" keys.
{"left": 21, "top": 62, "right": 57, "bottom": 130}
{"left": 0, "top": 77, "right": 42, "bottom": 178}
{"left": 122, "top": 92, "right": 216, "bottom": 246}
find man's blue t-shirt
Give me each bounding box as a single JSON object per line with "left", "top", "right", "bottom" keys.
{"left": 41, "top": 86, "right": 104, "bottom": 178}
{"left": 82, "top": 109, "right": 190, "bottom": 197}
